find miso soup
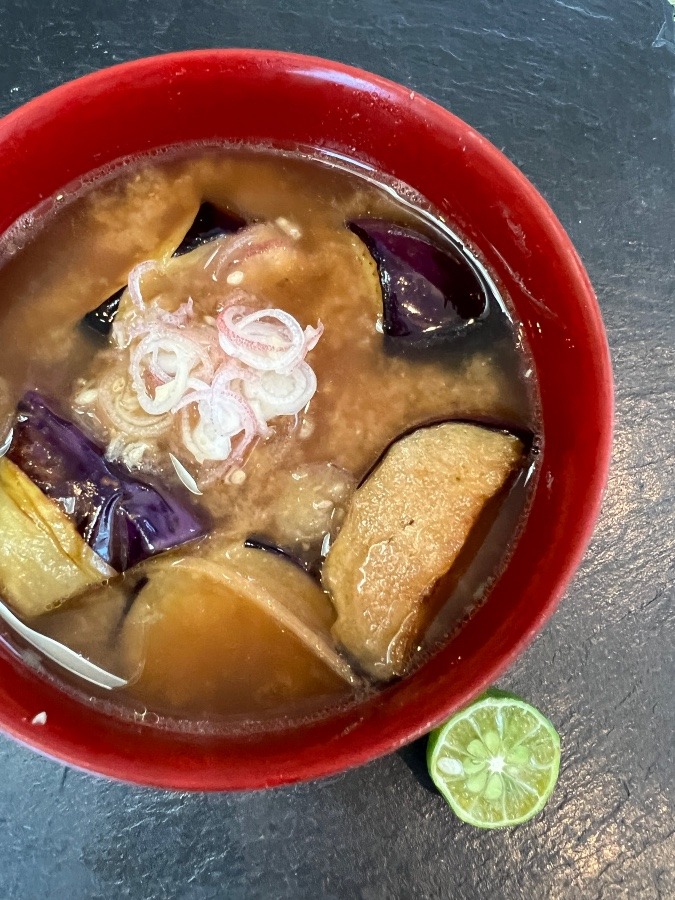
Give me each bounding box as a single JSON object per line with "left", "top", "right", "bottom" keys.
{"left": 0, "top": 146, "right": 539, "bottom": 731}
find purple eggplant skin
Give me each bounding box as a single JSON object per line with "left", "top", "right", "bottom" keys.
{"left": 8, "top": 392, "right": 209, "bottom": 572}
{"left": 173, "top": 202, "right": 246, "bottom": 257}
{"left": 80, "top": 285, "right": 126, "bottom": 340}
{"left": 244, "top": 536, "right": 312, "bottom": 574}
{"left": 348, "top": 219, "right": 489, "bottom": 340}
{"left": 244, "top": 535, "right": 331, "bottom": 581}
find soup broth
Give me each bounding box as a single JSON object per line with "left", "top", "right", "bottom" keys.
{"left": 0, "top": 146, "right": 538, "bottom": 730}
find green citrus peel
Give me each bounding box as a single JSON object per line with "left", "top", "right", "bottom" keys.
{"left": 427, "top": 690, "right": 561, "bottom": 828}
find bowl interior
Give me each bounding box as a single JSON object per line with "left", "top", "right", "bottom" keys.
{"left": 0, "top": 50, "right": 612, "bottom": 789}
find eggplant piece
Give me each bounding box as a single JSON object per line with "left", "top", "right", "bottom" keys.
{"left": 118, "top": 546, "right": 358, "bottom": 715}
{"left": 8, "top": 392, "right": 208, "bottom": 572}
{"left": 172, "top": 202, "right": 246, "bottom": 257}
{"left": 79, "top": 204, "right": 245, "bottom": 338}
{"left": 80, "top": 285, "right": 126, "bottom": 339}
{"left": 37, "top": 575, "right": 150, "bottom": 681}
{"left": 322, "top": 422, "right": 524, "bottom": 681}
{"left": 348, "top": 219, "right": 489, "bottom": 341}
{"left": 0, "top": 458, "right": 115, "bottom": 618}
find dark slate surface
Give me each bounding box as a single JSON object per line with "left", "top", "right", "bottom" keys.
{"left": 0, "top": 1, "right": 673, "bottom": 897}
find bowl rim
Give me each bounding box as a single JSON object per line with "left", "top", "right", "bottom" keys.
{"left": 0, "top": 48, "right": 613, "bottom": 790}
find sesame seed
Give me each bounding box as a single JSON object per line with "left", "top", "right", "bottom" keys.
{"left": 299, "top": 420, "right": 315, "bottom": 439}
{"left": 275, "top": 217, "right": 302, "bottom": 240}
{"left": 75, "top": 388, "right": 98, "bottom": 405}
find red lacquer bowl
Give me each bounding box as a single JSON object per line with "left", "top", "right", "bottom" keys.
{"left": 0, "top": 50, "right": 612, "bottom": 789}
